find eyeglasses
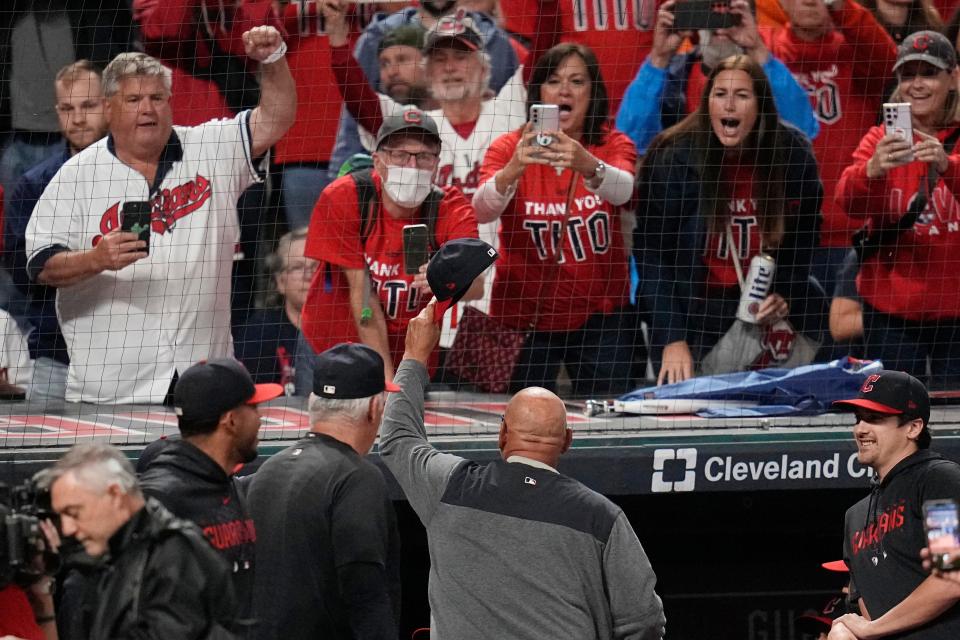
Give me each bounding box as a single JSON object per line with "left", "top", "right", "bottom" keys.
{"left": 898, "top": 66, "right": 946, "bottom": 80}
{"left": 380, "top": 148, "right": 440, "bottom": 169}
{"left": 282, "top": 261, "right": 318, "bottom": 276}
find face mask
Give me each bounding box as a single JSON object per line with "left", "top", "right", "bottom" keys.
{"left": 384, "top": 166, "right": 434, "bottom": 208}
{"left": 421, "top": 0, "right": 457, "bottom": 17}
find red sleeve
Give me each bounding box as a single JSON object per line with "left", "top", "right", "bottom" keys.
{"left": 133, "top": 0, "right": 196, "bottom": 42}
{"left": 479, "top": 129, "right": 523, "bottom": 185}
{"left": 436, "top": 187, "right": 481, "bottom": 242}
{"left": 834, "top": 1, "right": 897, "bottom": 96}
{"left": 835, "top": 126, "right": 891, "bottom": 219}
{"left": 210, "top": 0, "right": 284, "bottom": 59}
{"left": 600, "top": 130, "right": 639, "bottom": 174}
{"left": 0, "top": 586, "right": 44, "bottom": 640}
{"left": 305, "top": 176, "right": 367, "bottom": 270}
{"left": 331, "top": 44, "right": 384, "bottom": 135}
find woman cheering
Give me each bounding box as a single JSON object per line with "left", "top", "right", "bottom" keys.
{"left": 638, "top": 55, "right": 822, "bottom": 385}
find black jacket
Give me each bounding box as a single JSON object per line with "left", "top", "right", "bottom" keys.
{"left": 139, "top": 440, "right": 256, "bottom": 625}
{"left": 636, "top": 125, "right": 823, "bottom": 363}
{"left": 843, "top": 450, "right": 960, "bottom": 639}
{"left": 90, "top": 498, "right": 240, "bottom": 640}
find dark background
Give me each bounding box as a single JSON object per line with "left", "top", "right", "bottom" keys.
{"left": 392, "top": 487, "right": 861, "bottom": 640}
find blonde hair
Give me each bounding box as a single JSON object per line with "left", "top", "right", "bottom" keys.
{"left": 102, "top": 52, "right": 172, "bottom": 97}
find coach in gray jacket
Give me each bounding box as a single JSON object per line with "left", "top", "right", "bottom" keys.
{"left": 380, "top": 301, "right": 666, "bottom": 639}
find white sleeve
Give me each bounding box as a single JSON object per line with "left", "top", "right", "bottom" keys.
{"left": 25, "top": 161, "right": 82, "bottom": 261}
{"left": 471, "top": 174, "right": 515, "bottom": 221}
{"left": 0, "top": 309, "right": 32, "bottom": 386}
{"left": 194, "top": 111, "right": 264, "bottom": 195}
{"left": 585, "top": 164, "right": 635, "bottom": 206}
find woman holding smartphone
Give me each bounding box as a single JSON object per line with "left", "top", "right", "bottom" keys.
{"left": 637, "top": 54, "right": 822, "bottom": 385}
{"left": 472, "top": 43, "right": 637, "bottom": 396}
{"left": 836, "top": 30, "right": 960, "bottom": 387}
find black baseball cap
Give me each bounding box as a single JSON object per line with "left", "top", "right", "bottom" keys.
{"left": 423, "top": 12, "right": 483, "bottom": 54}
{"left": 833, "top": 370, "right": 930, "bottom": 426}
{"left": 374, "top": 106, "right": 441, "bottom": 150}
{"left": 895, "top": 30, "right": 957, "bottom": 72}
{"left": 379, "top": 24, "right": 427, "bottom": 54}
{"left": 312, "top": 343, "right": 401, "bottom": 399}
{"left": 174, "top": 358, "right": 283, "bottom": 429}
{"left": 427, "top": 238, "right": 498, "bottom": 319}
{"left": 795, "top": 594, "right": 846, "bottom": 634}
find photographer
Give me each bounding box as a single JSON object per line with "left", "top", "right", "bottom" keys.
{"left": 835, "top": 31, "right": 960, "bottom": 388}
{"left": 0, "top": 500, "right": 59, "bottom": 640}
{"left": 472, "top": 43, "right": 638, "bottom": 396}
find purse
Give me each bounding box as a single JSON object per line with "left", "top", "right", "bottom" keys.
{"left": 700, "top": 228, "right": 819, "bottom": 375}
{"left": 445, "top": 171, "right": 579, "bottom": 392}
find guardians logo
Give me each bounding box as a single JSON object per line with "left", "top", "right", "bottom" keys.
{"left": 92, "top": 174, "right": 212, "bottom": 246}
{"left": 850, "top": 501, "right": 906, "bottom": 555}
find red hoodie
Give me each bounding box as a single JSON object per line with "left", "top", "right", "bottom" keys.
{"left": 836, "top": 124, "right": 960, "bottom": 320}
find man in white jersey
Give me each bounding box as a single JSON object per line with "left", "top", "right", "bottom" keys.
{"left": 25, "top": 27, "right": 296, "bottom": 404}
{"left": 326, "top": 6, "right": 525, "bottom": 345}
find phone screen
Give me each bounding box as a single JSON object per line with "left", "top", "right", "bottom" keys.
{"left": 403, "top": 224, "right": 429, "bottom": 276}
{"left": 924, "top": 500, "right": 960, "bottom": 570}
{"left": 121, "top": 201, "right": 152, "bottom": 254}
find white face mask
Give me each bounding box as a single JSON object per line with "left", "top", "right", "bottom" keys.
{"left": 383, "top": 166, "right": 434, "bottom": 208}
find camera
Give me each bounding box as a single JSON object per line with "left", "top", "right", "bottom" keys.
{"left": 0, "top": 479, "right": 56, "bottom": 589}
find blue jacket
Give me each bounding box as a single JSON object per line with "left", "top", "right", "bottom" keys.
{"left": 353, "top": 8, "right": 519, "bottom": 94}
{"left": 635, "top": 125, "right": 822, "bottom": 363}
{"left": 616, "top": 52, "right": 819, "bottom": 155}
{"left": 3, "top": 144, "right": 70, "bottom": 363}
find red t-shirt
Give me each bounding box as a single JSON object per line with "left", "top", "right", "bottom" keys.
{"left": 836, "top": 125, "right": 960, "bottom": 321}
{"left": 0, "top": 585, "right": 43, "bottom": 640}
{"left": 479, "top": 127, "right": 636, "bottom": 332}
{"left": 301, "top": 172, "right": 479, "bottom": 368}
{"left": 703, "top": 164, "right": 763, "bottom": 289}
{"left": 515, "top": 0, "right": 657, "bottom": 111}
{"left": 765, "top": 2, "right": 897, "bottom": 247}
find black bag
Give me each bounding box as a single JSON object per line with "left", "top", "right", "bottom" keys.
{"left": 853, "top": 128, "right": 960, "bottom": 262}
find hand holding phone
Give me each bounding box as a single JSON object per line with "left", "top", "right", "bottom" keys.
{"left": 402, "top": 224, "right": 429, "bottom": 276}
{"left": 923, "top": 499, "right": 960, "bottom": 571}
{"left": 529, "top": 104, "right": 560, "bottom": 147}
{"left": 672, "top": 0, "right": 741, "bottom": 31}
{"left": 121, "top": 201, "right": 152, "bottom": 255}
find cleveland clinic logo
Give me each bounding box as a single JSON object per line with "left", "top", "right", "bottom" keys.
{"left": 651, "top": 448, "right": 698, "bottom": 493}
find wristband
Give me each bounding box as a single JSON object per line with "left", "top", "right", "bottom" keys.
{"left": 262, "top": 41, "right": 287, "bottom": 65}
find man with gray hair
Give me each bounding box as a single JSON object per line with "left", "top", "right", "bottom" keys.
{"left": 24, "top": 25, "right": 297, "bottom": 404}
{"left": 47, "top": 442, "right": 241, "bottom": 639}
{"left": 248, "top": 342, "right": 402, "bottom": 640}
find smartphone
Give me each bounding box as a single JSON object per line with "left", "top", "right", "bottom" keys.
{"left": 530, "top": 104, "right": 561, "bottom": 147}
{"left": 402, "top": 224, "right": 429, "bottom": 276}
{"left": 672, "top": 0, "right": 741, "bottom": 31}
{"left": 883, "top": 102, "right": 914, "bottom": 160}
{"left": 121, "top": 201, "right": 152, "bottom": 255}
{"left": 923, "top": 499, "right": 960, "bottom": 571}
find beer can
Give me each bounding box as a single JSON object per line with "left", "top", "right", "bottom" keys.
{"left": 736, "top": 254, "right": 776, "bottom": 324}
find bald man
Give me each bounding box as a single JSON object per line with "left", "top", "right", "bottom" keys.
{"left": 379, "top": 302, "right": 666, "bottom": 640}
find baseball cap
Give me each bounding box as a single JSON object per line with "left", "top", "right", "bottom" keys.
{"left": 427, "top": 238, "right": 499, "bottom": 319}
{"left": 423, "top": 11, "right": 483, "bottom": 54}
{"left": 832, "top": 370, "right": 930, "bottom": 426}
{"left": 174, "top": 358, "right": 283, "bottom": 429}
{"left": 379, "top": 24, "right": 427, "bottom": 54}
{"left": 795, "top": 594, "right": 846, "bottom": 634}
{"left": 312, "top": 343, "right": 401, "bottom": 399}
{"left": 894, "top": 30, "right": 957, "bottom": 72}
{"left": 374, "top": 105, "right": 441, "bottom": 150}
{"left": 821, "top": 559, "right": 849, "bottom": 572}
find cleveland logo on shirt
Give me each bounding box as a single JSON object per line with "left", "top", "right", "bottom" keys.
{"left": 850, "top": 502, "right": 906, "bottom": 554}
{"left": 92, "top": 173, "right": 213, "bottom": 246}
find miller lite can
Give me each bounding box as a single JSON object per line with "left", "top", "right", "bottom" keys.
{"left": 736, "top": 254, "right": 776, "bottom": 324}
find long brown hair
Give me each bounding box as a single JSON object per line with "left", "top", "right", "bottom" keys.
{"left": 644, "top": 55, "right": 788, "bottom": 247}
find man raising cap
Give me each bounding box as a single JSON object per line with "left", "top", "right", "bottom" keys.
{"left": 249, "top": 343, "right": 402, "bottom": 640}
{"left": 831, "top": 370, "right": 960, "bottom": 639}
{"left": 139, "top": 358, "right": 282, "bottom": 630}
{"left": 378, "top": 301, "right": 666, "bottom": 639}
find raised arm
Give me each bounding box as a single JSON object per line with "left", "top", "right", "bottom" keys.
{"left": 244, "top": 26, "right": 297, "bottom": 159}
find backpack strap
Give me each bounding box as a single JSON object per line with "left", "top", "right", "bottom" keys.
{"left": 352, "top": 169, "right": 378, "bottom": 246}
{"left": 421, "top": 186, "right": 445, "bottom": 252}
